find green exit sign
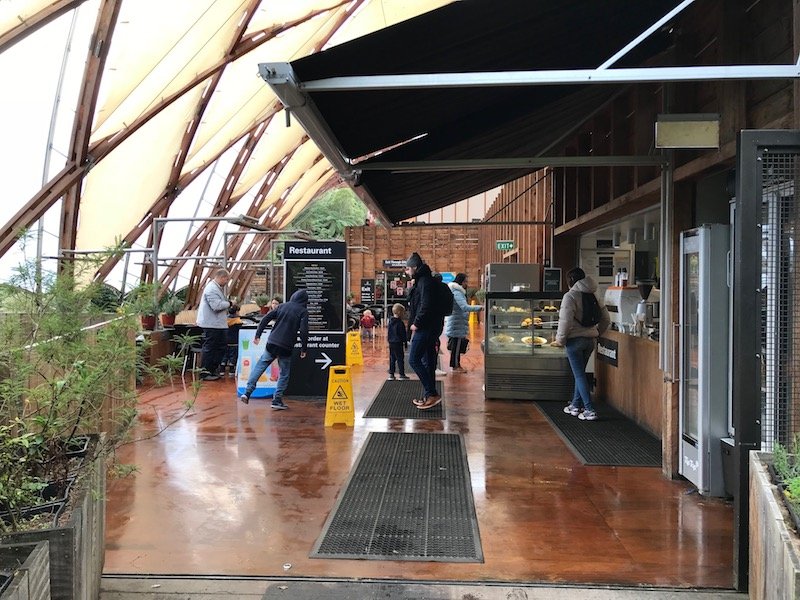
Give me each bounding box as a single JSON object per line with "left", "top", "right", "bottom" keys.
{"left": 496, "top": 240, "right": 515, "bottom": 251}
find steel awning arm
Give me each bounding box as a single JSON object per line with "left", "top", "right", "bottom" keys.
{"left": 258, "top": 62, "right": 392, "bottom": 227}
{"left": 598, "top": 0, "right": 697, "bottom": 69}
{"left": 358, "top": 156, "right": 667, "bottom": 173}
{"left": 300, "top": 65, "right": 800, "bottom": 92}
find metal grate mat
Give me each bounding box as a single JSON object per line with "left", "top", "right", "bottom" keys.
{"left": 310, "top": 432, "right": 482, "bottom": 562}
{"left": 364, "top": 380, "right": 444, "bottom": 419}
{"left": 535, "top": 401, "right": 662, "bottom": 467}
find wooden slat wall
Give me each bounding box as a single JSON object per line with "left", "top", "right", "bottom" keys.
{"left": 345, "top": 168, "right": 556, "bottom": 297}
{"left": 478, "top": 169, "right": 554, "bottom": 274}
{"left": 346, "top": 225, "right": 483, "bottom": 299}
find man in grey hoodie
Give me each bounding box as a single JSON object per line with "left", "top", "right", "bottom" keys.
{"left": 551, "top": 267, "right": 610, "bottom": 421}
{"left": 239, "top": 289, "right": 309, "bottom": 409}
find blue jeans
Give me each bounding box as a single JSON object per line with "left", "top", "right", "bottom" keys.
{"left": 566, "top": 337, "right": 595, "bottom": 412}
{"left": 408, "top": 328, "right": 439, "bottom": 398}
{"left": 244, "top": 347, "right": 292, "bottom": 402}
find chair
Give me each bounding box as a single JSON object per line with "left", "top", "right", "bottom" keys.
{"left": 173, "top": 324, "right": 204, "bottom": 377}
{"left": 367, "top": 304, "right": 385, "bottom": 327}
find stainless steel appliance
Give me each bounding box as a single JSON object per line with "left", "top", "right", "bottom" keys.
{"left": 484, "top": 263, "right": 541, "bottom": 292}
{"left": 679, "top": 224, "right": 729, "bottom": 497}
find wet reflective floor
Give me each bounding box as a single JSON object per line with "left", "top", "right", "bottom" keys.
{"left": 104, "top": 325, "right": 734, "bottom": 588}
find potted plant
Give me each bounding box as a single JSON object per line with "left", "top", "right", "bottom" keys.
{"left": 160, "top": 295, "right": 184, "bottom": 328}
{"left": 125, "top": 283, "right": 162, "bottom": 330}
{"left": 253, "top": 294, "right": 270, "bottom": 314}
{"left": 0, "top": 243, "right": 197, "bottom": 599}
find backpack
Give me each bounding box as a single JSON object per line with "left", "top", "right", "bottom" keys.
{"left": 431, "top": 279, "right": 454, "bottom": 317}
{"left": 578, "top": 292, "right": 601, "bottom": 327}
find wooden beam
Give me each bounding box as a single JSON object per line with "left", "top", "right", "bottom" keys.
{"left": 59, "top": 0, "right": 122, "bottom": 273}
{"left": 0, "top": 0, "right": 88, "bottom": 54}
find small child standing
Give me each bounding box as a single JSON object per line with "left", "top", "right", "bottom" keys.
{"left": 360, "top": 309, "right": 376, "bottom": 339}
{"left": 387, "top": 303, "right": 409, "bottom": 380}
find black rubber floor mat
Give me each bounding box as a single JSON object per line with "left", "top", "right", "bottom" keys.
{"left": 363, "top": 380, "right": 444, "bottom": 419}
{"left": 535, "top": 401, "right": 662, "bottom": 467}
{"left": 310, "top": 432, "right": 482, "bottom": 562}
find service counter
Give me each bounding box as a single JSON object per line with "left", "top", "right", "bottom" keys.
{"left": 594, "top": 330, "right": 663, "bottom": 438}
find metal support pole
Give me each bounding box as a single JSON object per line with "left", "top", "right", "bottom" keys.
{"left": 659, "top": 151, "right": 674, "bottom": 374}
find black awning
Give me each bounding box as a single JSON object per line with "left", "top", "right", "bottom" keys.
{"left": 291, "top": 0, "right": 679, "bottom": 223}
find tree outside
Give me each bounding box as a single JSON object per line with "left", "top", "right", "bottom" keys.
{"left": 288, "top": 187, "right": 369, "bottom": 240}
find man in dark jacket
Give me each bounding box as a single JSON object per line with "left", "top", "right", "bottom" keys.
{"left": 239, "top": 289, "right": 309, "bottom": 409}
{"left": 405, "top": 252, "right": 444, "bottom": 410}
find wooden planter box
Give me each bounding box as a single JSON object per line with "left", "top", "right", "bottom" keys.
{"left": 750, "top": 451, "right": 800, "bottom": 599}
{"left": 0, "top": 542, "right": 50, "bottom": 600}
{"left": 0, "top": 451, "right": 105, "bottom": 600}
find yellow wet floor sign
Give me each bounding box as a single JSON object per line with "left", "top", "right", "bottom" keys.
{"left": 325, "top": 365, "right": 355, "bottom": 427}
{"left": 346, "top": 331, "right": 363, "bottom": 366}
{"left": 469, "top": 300, "right": 479, "bottom": 326}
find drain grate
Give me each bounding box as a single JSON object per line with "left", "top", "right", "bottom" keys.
{"left": 363, "top": 380, "right": 444, "bottom": 419}
{"left": 310, "top": 432, "right": 482, "bottom": 562}
{"left": 535, "top": 401, "right": 662, "bottom": 467}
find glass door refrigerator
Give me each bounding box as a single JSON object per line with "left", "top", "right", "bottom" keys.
{"left": 679, "top": 224, "right": 730, "bottom": 496}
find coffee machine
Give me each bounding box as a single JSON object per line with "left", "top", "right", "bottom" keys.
{"left": 635, "top": 280, "right": 660, "bottom": 334}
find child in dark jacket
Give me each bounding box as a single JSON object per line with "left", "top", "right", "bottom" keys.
{"left": 387, "top": 303, "right": 409, "bottom": 380}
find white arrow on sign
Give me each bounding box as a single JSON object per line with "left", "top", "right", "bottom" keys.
{"left": 314, "top": 352, "right": 332, "bottom": 370}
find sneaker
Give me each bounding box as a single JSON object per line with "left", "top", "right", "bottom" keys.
{"left": 271, "top": 401, "right": 288, "bottom": 410}
{"left": 239, "top": 394, "right": 250, "bottom": 405}
{"left": 417, "top": 395, "right": 442, "bottom": 410}
{"left": 452, "top": 367, "right": 467, "bottom": 373}
{"left": 398, "top": 375, "right": 410, "bottom": 380}
{"left": 563, "top": 405, "right": 580, "bottom": 417}
{"left": 435, "top": 369, "right": 447, "bottom": 376}
{"left": 387, "top": 375, "right": 396, "bottom": 380}
{"left": 578, "top": 410, "right": 598, "bottom": 421}
{"left": 200, "top": 374, "right": 220, "bottom": 382}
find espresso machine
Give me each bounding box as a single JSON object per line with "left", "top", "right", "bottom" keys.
{"left": 634, "top": 280, "right": 660, "bottom": 335}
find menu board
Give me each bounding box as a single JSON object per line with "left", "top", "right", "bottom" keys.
{"left": 285, "top": 261, "right": 344, "bottom": 333}
{"left": 284, "top": 241, "right": 346, "bottom": 334}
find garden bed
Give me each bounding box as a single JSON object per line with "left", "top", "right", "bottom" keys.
{"left": 0, "top": 446, "right": 105, "bottom": 600}
{"left": 750, "top": 451, "right": 800, "bottom": 600}
{"left": 0, "top": 541, "right": 50, "bottom": 600}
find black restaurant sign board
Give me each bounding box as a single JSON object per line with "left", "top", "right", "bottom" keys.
{"left": 284, "top": 241, "right": 346, "bottom": 398}
{"left": 596, "top": 336, "right": 618, "bottom": 367}
{"left": 285, "top": 241, "right": 346, "bottom": 334}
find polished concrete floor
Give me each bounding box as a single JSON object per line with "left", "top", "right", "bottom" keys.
{"left": 104, "top": 324, "right": 734, "bottom": 589}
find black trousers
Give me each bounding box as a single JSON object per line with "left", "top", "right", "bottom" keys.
{"left": 201, "top": 328, "right": 228, "bottom": 376}
{"left": 388, "top": 342, "right": 406, "bottom": 376}
{"left": 449, "top": 336, "right": 465, "bottom": 368}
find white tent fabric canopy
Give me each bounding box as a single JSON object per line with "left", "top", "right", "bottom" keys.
{"left": 0, "top": 0, "right": 452, "bottom": 290}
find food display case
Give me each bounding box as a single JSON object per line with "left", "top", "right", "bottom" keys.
{"left": 484, "top": 292, "right": 573, "bottom": 400}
